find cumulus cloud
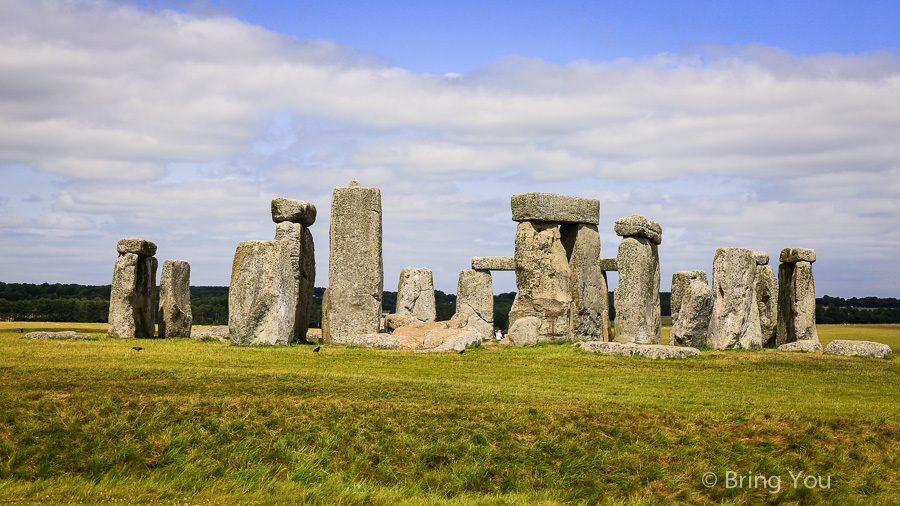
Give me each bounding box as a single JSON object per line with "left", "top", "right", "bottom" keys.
{"left": 0, "top": 0, "right": 898, "bottom": 295}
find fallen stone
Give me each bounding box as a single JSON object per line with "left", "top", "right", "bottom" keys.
{"left": 614, "top": 215, "right": 662, "bottom": 245}
{"left": 613, "top": 236, "right": 661, "bottom": 344}
{"left": 755, "top": 264, "right": 778, "bottom": 347}
{"left": 228, "top": 240, "right": 297, "bottom": 346}
{"left": 779, "top": 247, "right": 816, "bottom": 264}
{"left": 26, "top": 331, "right": 94, "bottom": 340}
{"left": 578, "top": 341, "right": 701, "bottom": 359}
{"left": 384, "top": 313, "right": 417, "bottom": 332}
{"left": 191, "top": 326, "right": 230, "bottom": 342}
{"left": 598, "top": 257, "right": 618, "bottom": 272}
{"left": 108, "top": 252, "right": 157, "bottom": 338}
{"left": 561, "top": 223, "right": 606, "bottom": 341}
{"left": 777, "top": 340, "right": 822, "bottom": 353}
{"left": 471, "top": 256, "right": 515, "bottom": 271}
{"left": 116, "top": 237, "right": 157, "bottom": 257}
{"left": 824, "top": 340, "right": 892, "bottom": 358}
{"left": 670, "top": 279, "right": 712, "bottom": 348}
{"left": 158, "top": 259, "right": 192, "bottom": 338}
{"left": 417, "top": 325, "right": 482, "bottom": 353}
{"left": 451, "top": 269, "right": 494, "bottom": 341}
{"left": 708, "top": 247, "right": 762, "bottom": 349}
{"left": 323, "top": 182, "right": 383, "bottom": 343}
{"left": 753, "top": 251, "right": 770, "bottom": 265}
{"left": 271, "top": 197, "right": 317, "bottom": 226}
{"left": 395, "top": 267, "right": 436, "bottom": 323}
{"left": 510, "top": 192, "right": 599, "bottom": 225}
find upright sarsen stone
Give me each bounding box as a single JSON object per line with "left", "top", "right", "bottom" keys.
{"left": 753, "top": 253, "right": 778, "bottom": 347}
{"left": 451, "top": 269, "right": 493, "bottom": 340}
{"left": 613, "top": 216, "right": 661, "bottom": 344}
{"left": 108, "top": 238, "right": 157, "bottom": 338}
{"left": 228, "top": 240, "right": 297, "bottom": 345}
{"left": 396, "top": 267, "right": 436, "bottom": 323}
{"left": 708, "top": 247, "right": 762, "bottom": 349}
{"left": 670, "top": 278, "right": 712, "bottom": 348}
{"left": 560, "top": 223, "right": 606, "bottom": 341}
{"left": 323, "top": 181, "right": 383, "bottom": 343}
{"left": 776, "top": 248, "right": 818, "bottom": 346}
{"left": 158, "top": 260, "right": 192, "bottom": 338}
{"left": 671, "top": 270, "right": 708, "bottom": 324}
{"left": 275, "top": 221, "right": 316, "bottom": 343}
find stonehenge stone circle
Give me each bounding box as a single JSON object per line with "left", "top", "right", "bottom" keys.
{"left": 776, "top": 248, "right": 819, "bottom": 346}
{"left": 753, "top": 253, "right": 778, "bottom": 347}
{"left": 228, "top": 240, "right": 297, "bottom": 346}
{"left": 158, "top": 259, "right": 192, "bottom": 338}
{"left": 323, "top": 181, "right": 383, "bottom": 344}
{"left": 108, "top": 238, "right": 158, "bottom": 338}
{"left": 508, "top": 221, "right": 573, "bottom": 344}
{"left": 560, "top": 223, "right": 607, "bottom": 342}
{"left": 670, "top": 271, "right": 711, "bottom": 348}
{"left": 708, "top": 247, "right": 762, "bottom": 349}
{"left": 824, "top": 339, "right": 892, "bottom": 358}
{"left": 578, "top": 341, "right": 700, "bottom": 359}
{"left": 511, "top": 192, "right": 600, "bottom": 224}
{"left": 271, "top": 197, "right": 317, "bottom": 227}
{"left": 471, "top": 256, "right": 515, "bottom": 271}
{"left": 395, "top": 267, "right": 436, "bottom": 324}
{"left": 451, "top": 269, "right": 494, "bottom": 340}
{"left": 613, "top": 216, "right": 661, "bottom": 344}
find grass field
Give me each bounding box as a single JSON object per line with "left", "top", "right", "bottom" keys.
{"left": 0, "top": 322, "right": 898, "bottom": 504}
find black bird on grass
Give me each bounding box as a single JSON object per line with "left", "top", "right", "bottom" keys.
{"left": 132, "top": 346, "right": 143, "bottom": 351}
{"left": 313, "top": 346, "right": 321, "bottom": 353}
{"left": 19, "top": 328, "right": 24, "bottom": 333}
{"left": 458, "top": 348, "right": 465, "bottom": 354}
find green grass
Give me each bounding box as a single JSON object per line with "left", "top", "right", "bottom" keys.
{"left": 0, "top": 322, "right": 898, "bottom": 504}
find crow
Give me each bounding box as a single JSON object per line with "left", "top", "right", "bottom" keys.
{"left": 313, "top": 346, "right": 321, "bottom": 353}
{"left": 132, "top": 346, "right": 143, "bottom": 351}
{"left": 458, "top": 348, "right": 465, "bottom": 354}
{"left": 19, "top": 328, "right": 24, "bottom": 333}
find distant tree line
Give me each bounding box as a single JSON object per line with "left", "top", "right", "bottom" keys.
{"left": 2, "top": 282, "right": 898, "bottom": 326}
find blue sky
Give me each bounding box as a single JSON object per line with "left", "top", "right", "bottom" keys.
{"left": 1, "top": 0, "right": 899, "bottom": 296}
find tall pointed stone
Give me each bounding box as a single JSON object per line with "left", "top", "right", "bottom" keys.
{"left": 708, "top": 247, "right": 762, "bottom": 349}
{"left": 776, "top": 248, "right": 818, "bottom": 346}
{"left": 108, "top": 238, "right": 157, "bottom": 338}
{"left": 158, "top": 260, "right": 192, "bottom": 338}
{"left": 560, "top": 223, "right": 606, "bottom": 341}
{"left": 613, "top": 216, "right": 661, "bottom": 344}
{"left": 323, "top": 181, "right": 383, "bottom": 343}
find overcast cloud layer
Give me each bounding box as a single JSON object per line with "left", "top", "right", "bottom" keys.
{"left": 1, "top": 1, "right": 899, "bottom": 296}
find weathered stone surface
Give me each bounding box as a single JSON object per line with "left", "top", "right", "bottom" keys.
{"left": 345, "top": 333, "right": 412, "bottom": 350}
{"left": 228, "top": 240, "right": 297, "bottom": 346}
{"left": 824, "top": 340, "right": 892, "bottom": 358}
{"left": 384, "top": 313, "right": 417, "bottom": 332}
{"left": 271, "top": 197, "right": 317, "bottom": 226}
{"left": 158, "top": 260, "right": 192, "bottom": 338}
{"left": 417, "top": 325, "right": 483, "bottom": 353}
{"left": 753, "top": 251, "right": 770, "bottom": 265}
{"left": 274, "top": 222, "right": 316, "bottom": 343}
{"left": 191, "top": 326, "right": 230, "bottom": 341}
{"left": 776, "top": 260, "right": 818, "bottom": 346}
{"left": 778, "top": 340, "right": 823, "bottom": 353}
{"left": 613, "top": 237, "right": 660, "bottom": 344}
{"left": 323, "top": 182, "right": 383, "bottom": 343}
{"left": 116, "top": 237, "right": 157, "bottom": 257}
{"left": 450, "top": 269, "right": 493, "bottom": 341}
{"left": 471, "top": 256, "right": 515, "bottom": 271}
{"left": 708, "top": 247, "right": 762, "bottom": 349}
{"left": 510, "top": 192, "right": 599, "bottom": 225}
{"left": 26, "top": 331, "right": 94, "bottom": 340}
{"left": 614, "top": 215, "right": 662, "bottom": 245}
{"left": 108, "top": 253, "right": 157, "bottom": 338}
{"left": 780, "top": 247, "right": 816, "bottom": 264}
{"left": 670, "top": 279, "right": 712, "bottom": 348}
{"left": 578, "top": 341, "right": 700, "bottom": 359}
{"left": 396, "top": 267, "right": 436, "bottom": 323}
{"left": 755, "top": 264, "right": 778, "bottom": 347}
{"left": 598, "top": 258, "right": 618, "bottom": 272}
{"left": 561, "top": 223, "right": 606, "bottom": 341}
{"left": 671, "top": 270, "right": 708, "bottom": 323}
{"left": 508, "top": 221, "right": 572, "bottom": 344}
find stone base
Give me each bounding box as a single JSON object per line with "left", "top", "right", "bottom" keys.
{"left": 824, "top": 340, "right": 892, "bottom": 358}
{"left": 777, "top": 340, "right": 822, "bottom": 353}
{"left": 577, "top": 341, "right": 700, "bottom": 359}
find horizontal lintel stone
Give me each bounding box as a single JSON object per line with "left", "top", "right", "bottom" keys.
{"left": 471, "top": 256, "right": 515, "bottom": 271}
{"left": 511, "top": 192, "right": 599, "bottom": 225}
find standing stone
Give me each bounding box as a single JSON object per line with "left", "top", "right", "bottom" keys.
{"left": 613, "top": 216, "right": 661, "bottom": 344}
{"left": 560, "top": 224, "right": 605, "bottom": 341}
{"left": 274, "top": 221, "right": 316, "bottom": 343}
{"left": 508, "top": 221, "right": 572, "bottom": 345}
{"left": 671, "top": 270, "right": 708, "bottom": 324}
{"left": 776, "top": 248, "right": 818, "bottom": 346}
{"left": 670, "top": 279, "right": 712, "bottom": 348}
{"left": 158, "top": 260, "right": 192, "bottom": 338}
{"left": 450, "top": 269, "right": 493, "bottom": 340}
{"left": 323, "top": 181, "right": 383, "bottom": 343}
{"left": 108, "top": 238, "right": 157, "bottom": 338}
{"left": 753, "top": 252, "right": 778, "bottom": 347}
{"left": 708, "top": 247, "right": 762, "bottom": 349}
{"left": 396, "top": 267, "right": 436, "bottom": 323}
{"left": 228, "top": 240, "right": 297, "bottom": 345}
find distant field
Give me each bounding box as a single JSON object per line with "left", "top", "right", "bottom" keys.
{"left": 0, "top": 322, "right": 897, "bottom": 504}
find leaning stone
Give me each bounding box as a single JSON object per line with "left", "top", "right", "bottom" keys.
{"left": 755, "top": 264, "right": 778, "bottom": 347}
{"left": 471, "top": 256, "right": 515, "bottom": 271}
{"left": 271, "top": 197, "right": 317, "bottom": 226}
{"left": 778, "top": 340, "right": 823, "bottom": 353}
{"left": 108, "top": 253, "right": 157, "bottom": 338}
{"left": 508, "top": 221, "right": 572, "bottom": 344}
{"left": 26, "top": 331, "right": 94, "bottom": 340}
{"left": 510, "top": 192, "right": 599, "bottom": 225}
{"left": 450, "top": 269, "right": 494, "bottom": 341}
{"left": 753, "top": 251, "right": 769, "bottom": 265}
{"left": 323, "top": 182, "right": 383, "bottom": 343}
{"left": 395, "top": 267, "right": 436, "bottom": 324}
{"left": 613, "top": 236, "right": 661, "bottom": 344}
{"left": 228, "top": 240, "right": 297, "bottom": 346}
{"left": 158, "top": 260, "right": 192, "bottom": 338}
{"left": 670, "top": 279, "right": 712, "bottom": 348}
{"left": 191, "top": 326, "right": 230, "bottom": 342}
{"left": 116, "top": 237, "right": 157, "bottom": 257}
{"left": 779, "top": 247, "right": 816, "bottom": 264}
{"left": 670, "top": 270, "right": 708, "bottom": 323}
{"left": 578, "top": 341, "right": 700, "bottom": 359}
{"left": 561, "top": 223, "right": 606, "bottom": 341}
{"left": 824, "top": 340, "right": 892, "bottom": 358}
{"left": 598, "top": 257, "right": 618, "bottom": 272}
{"left": 708, "top": 247, "right": 762, "bottom": 349}
{"left": 614, "top": 215, "right": 662, "bottom": 245}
